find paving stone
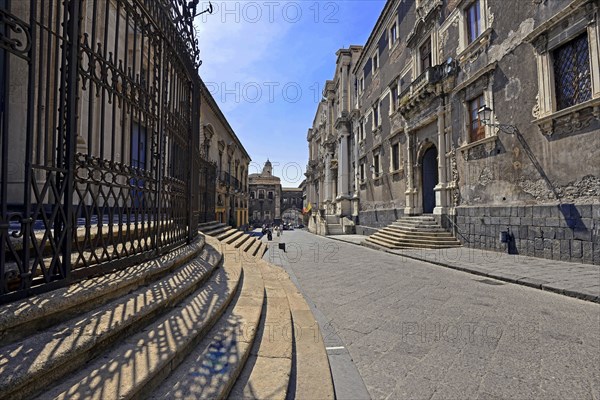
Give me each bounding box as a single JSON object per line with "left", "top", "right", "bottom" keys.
{"left": 478, "top": 371, "right": 541, "bottom": 399}
{"left": 390, "top": 373, "right": 437, "bottom": 400}
{"left": 269, "top": 231, "right": 600, "bottom": 399}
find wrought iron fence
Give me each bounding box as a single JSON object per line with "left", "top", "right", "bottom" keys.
{"left": 0, "top": 0, "right": 212, "bottom": 302}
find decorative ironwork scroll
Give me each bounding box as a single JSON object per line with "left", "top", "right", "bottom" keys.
{"left": 0, "top": 0, "right": 208, "bottom": 302}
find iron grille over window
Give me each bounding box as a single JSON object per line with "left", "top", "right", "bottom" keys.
{"left": 553, "top": 33, "right": 592, "bottom": 111}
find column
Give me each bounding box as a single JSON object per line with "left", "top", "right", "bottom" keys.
{"left": 404, "top": 132, "right": 416, "bottom": 215}
{"left": 324, "top": 153, "right": 332, "bottom": 204}
{"left": 338, "top": 133, "right": 350, "bottom": 197}
{"left": 434, "top": 103, "right": 449, "bottom": 215}
{"left": 353, "top": 138, "right": 359, "bottom": 196}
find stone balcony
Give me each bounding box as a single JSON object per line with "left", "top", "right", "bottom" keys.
{"left": 398, "top": 61, "right": 458, "bottom": 119}
{"left": 398, "top": 66, "right": 444, "bottom": 116}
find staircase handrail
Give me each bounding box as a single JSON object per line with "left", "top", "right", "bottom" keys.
{"left": 441, "top": 214, "right": 469, "bottom": 244}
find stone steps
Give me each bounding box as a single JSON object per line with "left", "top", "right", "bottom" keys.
{"left": 325, "top": 215, "right": 345, "bottom": 236}
{"left": 365, "top": 236, "right": 461, "bottom": 250}
{"left": 203, "top": 225, "right": 232, "bottom": 237}
{"left": 384, "top": 226, "right": 452, "bottom": 235}
{"left": 0, "top": 236, "right": 205, "bottom": 347}
{"left": 0, "top": 236, "right": 216, "bottom": 400}
{"left": 231, "top": 232, "right": 253, "bottom": 249}
{"left": 242, "top": 236, "right": 259, "bottom": 253}
{"left": 198, "top": 220, "right": 219, "bottom": 228}
{"left": 224, "top": 230, "right": 245, "bottom": 245}
{"left": 211, "top": 227, "right": 269, "bottom": 261}
{"left": 376, "top": 229, "right": 459, "bottom": 242}
{"left": 229, "top": 261, "right": 293, "bottom": 399}
{"left": 328, "top": 224, "right": 344, "bottom": 235}
{"left": 147, "top": 254, "right": 264, "bottom": 399}
{"left": 381, "top": 230, "right": 455, "bottom": 240}
{"left": 217, "top": 228, "right": 242, "bottom": 241}
{"left": 390, "top": 222, "right": 446, "bottom": 230}
{"left": 325, "top": 215, "right": 339, "bottom": 225}
{"left": 215, "top": 227, "right": 236, "bottom": 240}
{"left": 269, "top": 260, "right": 335, "bottom": 400}
{"left": 364, "top": 216, "right": 462, "bottom": 250}
{"left": 248, "top": 239, "right": 265, "bottom": 258}
{"left": 0, "top": 236, "right": 333, "bottom": 400}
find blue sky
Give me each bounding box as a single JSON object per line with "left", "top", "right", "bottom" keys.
{"left": 195, "top": 0, "right": 386, "bottom": 187}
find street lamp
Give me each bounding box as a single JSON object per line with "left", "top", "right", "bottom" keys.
{"left": 477, "top": 105, "right": 519, "bottom": 135}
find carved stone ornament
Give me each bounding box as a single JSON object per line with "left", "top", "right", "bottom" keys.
{"left": 487, "top": 7, "right": 494, "bottom": 27}
{"left": 359, "top": 140, "right": 367, "bottom": 157}
{"left": 450, "top": 145, "right": 461, "bottom": 206}
{"left": 531, "top": 94, "right": 541, "bottom": 119}
{"left": 537, "top": 100, "right": 600, "bottom": 137}
{"left": 533, "top": 34, "right": 548, "bottom": 54}
{"left": 373, "top": 132, "right": 383, "bottom": 149}
{"left": 416, "top": 0, "right": 443, "bottom": 22}
{"left": 391, "top": 112, "right": 405, "bottom": 132}
{"left": 439, "top": 29, "right": 449, "bottom": 60}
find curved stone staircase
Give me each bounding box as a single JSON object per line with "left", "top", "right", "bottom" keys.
{"left": 365, "top": 215, "right": 462, "bottom": 250}
{"left": 0, "top": 230, "right": 333, "bottom": 399}
{"left": 199, "top": 221, "right": 269, "bottom": 259}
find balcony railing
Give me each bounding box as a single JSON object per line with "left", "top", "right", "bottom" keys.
{"left": 218, "top": 172, "right": 242, "bottom": 192}
{"left": 398, "top": 61, "right": 456, "bottom": 115}
{"left": 231, "top": 175, "right": 241, "bottom": 191}
{"left": 398, "top": 66, "right": 443, "bottom": 104}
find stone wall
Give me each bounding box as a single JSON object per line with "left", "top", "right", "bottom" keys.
{"left": 356, "top": 226, "right": 379, "bottom": 236}
{"left": 356, "top": 208, "right": 404, "bottom": 235}
{"left": 455, "top": 204, "right": 600, "bottom": 265}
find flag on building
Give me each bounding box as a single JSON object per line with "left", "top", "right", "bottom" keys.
{"left": 302, "top": 202, "right": 312, "bottom": 214}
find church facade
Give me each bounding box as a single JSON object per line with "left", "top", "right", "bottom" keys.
{"left": 305, "top": 0, "right": 600, "bottom": 264}
{"left": 249, "top": 161, "right": 282, "bottom": 226}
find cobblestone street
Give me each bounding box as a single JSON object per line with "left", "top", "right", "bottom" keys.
{"left": 265, "top": 230, "right": 600, "bottom": 400}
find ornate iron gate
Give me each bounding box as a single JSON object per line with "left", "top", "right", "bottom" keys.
{"left": 0, "top": 0, "right": 206, "bottom": 302}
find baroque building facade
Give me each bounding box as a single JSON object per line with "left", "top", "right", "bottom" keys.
{"left": 200, "top": 80, "right": 251, "bottom": 228}
{"left": 249, "top": 161, "right": 282, "bottom": 225}
{"left": 281, "top": 188, "right": 304, "bottom": 226}
{"left": 305, "top": 0, "right": 600, "bottom": 264}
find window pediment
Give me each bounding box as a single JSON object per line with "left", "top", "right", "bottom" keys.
{"left": 533, "top": 97, "right": 600, "bottom": 137}
{"left": 527, "top": 0, "right": 600, "bottom": 135}
{"left": 524, "top": 0, "right": 596, "bottom": 50}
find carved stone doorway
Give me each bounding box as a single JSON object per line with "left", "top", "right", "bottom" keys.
{"left": 421, "top": 146, "right": 438, "bottom": 214}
